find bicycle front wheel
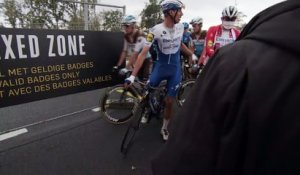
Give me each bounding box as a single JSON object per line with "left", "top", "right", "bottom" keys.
{"left": 176, "top": 79, "right": 195, "bottom": 107}
{"left": 120, "top": 103, "right": 144, "bottom": 155}
{"left": 100, "top": 85, "right": 139, "bottom": 124}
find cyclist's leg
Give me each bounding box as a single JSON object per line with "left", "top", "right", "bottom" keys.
{"left": 161, "top": 65, "right": 181, "bottom": 141}
{"left": 164, "top": 66, "right": 181, "bottom": 119}
{"left": 140, "top": 63, "right": 164, "bottom": 123}
{"left": 149, "top": 62, "right": 164, "bottom": 87}
{"left": 160, "top": 96, "right": 173, "bottom": 141}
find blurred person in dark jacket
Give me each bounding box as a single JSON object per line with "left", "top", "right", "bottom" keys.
{"left": 152, "top": 0, "right": 300, "bottom": 174}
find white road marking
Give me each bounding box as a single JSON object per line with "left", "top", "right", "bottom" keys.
{"left": 0, "top": 106, "right": 99, "bottom": 136}
{"left": 91, "top": 107, "right": 101, "bottom": 112}
{"left": 0, "top": 128, "right": 28, "bottom": 141}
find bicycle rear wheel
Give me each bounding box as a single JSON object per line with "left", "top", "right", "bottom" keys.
{"left": 176, "top": 79, "right": 195, "bottom": 107}
{"left": 100, "top": 85, "right": 138, "bottom": 124}
{"left": 120, "top": 103, "right": 145, "bottom": 155}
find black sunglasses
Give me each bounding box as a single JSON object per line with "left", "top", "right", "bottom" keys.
{"left": 222, "top": 16, "right": 237, "bottom": 21}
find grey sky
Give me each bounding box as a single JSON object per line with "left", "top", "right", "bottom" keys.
{"left": 100, "top": 0, "right": 286, "bottom": 30}
{"left": 0, "top": 0, "right": 286, "bottom": 29}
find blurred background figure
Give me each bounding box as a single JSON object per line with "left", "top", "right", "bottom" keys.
{"left": 200, "top": 6, "right": 240, "bottom": 65}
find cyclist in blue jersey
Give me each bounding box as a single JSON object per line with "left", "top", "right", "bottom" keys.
{"left": 181, "top": 22, "right": 193, "bottom": 65}
{"left": 125, "top": 0, "right": 198, "bottom": 141}
{"left": 189, "top": 17, "right": 206, "bottom": 64}
{"left": 182, "top": 22, "right": 192, "bottom": 47}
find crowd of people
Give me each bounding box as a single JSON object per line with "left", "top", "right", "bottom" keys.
{"left": 114, "top": 5, "right": 241, "bottom": 75}
{"left": 113, "top": 0, "right": 241, "bottom": 142}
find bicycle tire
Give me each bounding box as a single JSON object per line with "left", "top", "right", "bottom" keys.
{"left": 176, "top": 79, "right": 195, "bottom": 107}
{"left": 100, "top": 84, "right": 139, "bottom": 124}
{"left": 120, "top": 103, "right": 144, "bottom": 155}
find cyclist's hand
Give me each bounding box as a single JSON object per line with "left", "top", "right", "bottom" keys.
{"left": 119, "top": 68, "right": 129, "bottom": 75}
{"left": 124, "top": 75, "right": 135, "bottom": 88}
{"left": 199, "top": 63, "right": 204, "bottom": 69}
{"left": 192, "top": 54, "right": 198, "bottom": 61}
{"left": 112, "top": 65, "right": 119, "bottom": 72}
{"left": 188, "top": 54, "right": 198, "bottom": 65}
{"left": 192, "top": 64, "right": 199, "bottom": 69}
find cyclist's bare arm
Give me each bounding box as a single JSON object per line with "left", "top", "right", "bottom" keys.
{"left": 131, "top": 46, "right": 150, "bottom": 77}
{"left": 181, "top": 42, "right": 193, "bottom": 56}
{"left": 181, "top": 43, "right": 197, "bottom": 64}
{"left": 190, "top": 42, "right": 195, "bottom": 55}
{"left": 127, "top": 52, "right": 139, "bottom": 69}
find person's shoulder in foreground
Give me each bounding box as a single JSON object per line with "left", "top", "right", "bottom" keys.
{"left": 152, "top": 0, "right": 300, "bottom": 175}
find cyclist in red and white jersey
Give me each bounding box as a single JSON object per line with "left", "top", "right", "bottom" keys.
{"left": 199, "top": 6, "right": 240, "bottom": 65}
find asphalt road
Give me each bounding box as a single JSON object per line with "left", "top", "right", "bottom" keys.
{"left": 0, "top": 88, "right": 178, "bottom": 175}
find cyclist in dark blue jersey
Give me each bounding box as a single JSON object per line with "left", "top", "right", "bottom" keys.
{"left": 125, "top": 0, "right": 198, "bottom": 141}
{"left": 190, "top": 17, "right": 206, "bottom": 59}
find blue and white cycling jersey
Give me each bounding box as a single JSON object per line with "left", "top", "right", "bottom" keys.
{"left": 145, "top": 23, "right": 184, "bottom": 65}
{"left": 145, "top": 23, "right": 184, "bottom": 97}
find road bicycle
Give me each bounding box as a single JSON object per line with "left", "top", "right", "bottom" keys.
{"left": 119, "top": 79, "right": 167, "bottom": 155}
{"left": 100, "top": 76, "right": 195, "bottom": 125}
{"left": 118, "top": 77, "right": 198, "bottom": 155}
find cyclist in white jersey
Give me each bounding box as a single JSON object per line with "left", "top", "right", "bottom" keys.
{"left": 113, "top": 15, "right": 152, "bottom": 79}
{"left": 114, "top": 15, "right": 137, "bottom": 70}
{"left": 125, "top": 0, "right": 198, "bottom": 141}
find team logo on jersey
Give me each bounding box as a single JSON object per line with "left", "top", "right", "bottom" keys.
{"left": 146, "top": 33, "right": 154, "bottom": 42}
{"left": 208, "top": 40, "right": 213, "bottom": 47}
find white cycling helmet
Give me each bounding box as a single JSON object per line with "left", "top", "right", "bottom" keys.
{"left": 190, "top": 17, "right": 203, "bottom": 24}
{"left": 160, "top": 0, "right": 185, "bottom": 13}
{"left": 222, "top": 6, "right": 238, "bottom": 18}
{"left": 121, "top": 15, "right": 137, "bottom": 25}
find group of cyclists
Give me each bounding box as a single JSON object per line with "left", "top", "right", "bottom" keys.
{"left": 113, "top": 0, "right": 241, "bottom": 141}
